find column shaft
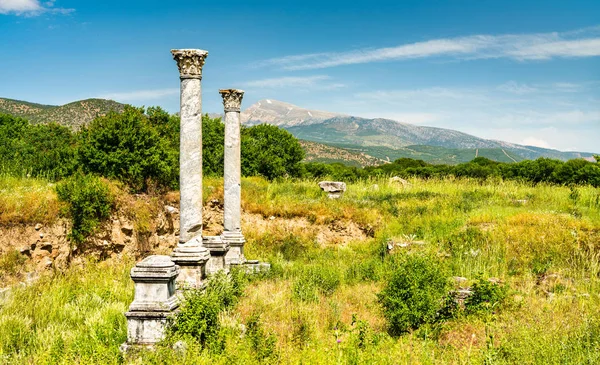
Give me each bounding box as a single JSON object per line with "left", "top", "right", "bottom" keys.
{"left": 171, "top": 49, "right": 208, "bottom": 244}
{"left": 223, "top": 108, "right": 242, "bottom": 234}
{"left": 179, "top": 78, "right": 203, "bottom": 242}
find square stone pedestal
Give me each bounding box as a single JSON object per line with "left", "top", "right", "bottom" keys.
{"left": 170, "top": 237, "right": 210, "bottom": 289}
{"left": 223, "top": 231, "right": 246, "bottom": 266}
{"left": 124, "top": 255, "right": 179, "bottom": 346}
{"left": 203, "top": 235, "right": 229, "bottom": 275}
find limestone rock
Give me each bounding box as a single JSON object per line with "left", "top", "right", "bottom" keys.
{"left": 390, "top": 176, "right": 410, "bottom": 186}
{"left": 34, "top": 223, "right": 43, "bottom": 231}
{"left": 318, "top": 181, "right": 346, "bottom": 199}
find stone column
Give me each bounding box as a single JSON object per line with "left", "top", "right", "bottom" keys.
{"left": 171, "top": 49, "right": 208, "bottom": 244}
{"left": 124, "top": 255, "right": 179, "bottom": 347}
{"left": 220, "top": 89, "right": 246, "bottom": 265}
{"left": 170, "top": 49, "right": 212, "bottom": 287}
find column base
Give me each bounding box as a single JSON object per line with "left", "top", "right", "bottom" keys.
{"left": 171, "top": 237, "right": 210, "bottom": 289}
{"left": 203, "top": 236, "right": 230, "bottom": 275}
{"left": 124, "top": 310, "right": 174, "bottom": 346}
{"left": 223, "top": 231, "right": 246, "bottom": 265}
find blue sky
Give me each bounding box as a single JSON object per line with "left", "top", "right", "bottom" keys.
{"left": 1, "top": 0, "right": 599, "bottom": 152}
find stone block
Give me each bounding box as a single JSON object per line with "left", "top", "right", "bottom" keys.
{"left": 124, "top": 255, "right": 179, "bottom": 346}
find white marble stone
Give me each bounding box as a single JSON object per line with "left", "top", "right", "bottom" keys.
{"left": 318, "top": 181, "right": 347, "bottom": 199}
{"left": 171, "top": 49, "right": 208, "bottom": 243}
{"left": 125, "top": 255, "right": 179, "bottom": 345}
{"left": 203, "top": 235, "right": 230, "bottom": 275}
{"left": 170, "top": 236, "right": 210, "bottom": 289}
{"left": 220, "top": 89, "right": 246, "bottom": 265}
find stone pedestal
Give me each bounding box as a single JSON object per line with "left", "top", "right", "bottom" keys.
{"left": 203, "top": 235, "right": 230, "bottom": 275}
{"left": 171, "top": 49, "right": 208, "bottom": 244}
{"left": 220, "top": 89, "right": 246, "bottom": 265}
{"left": 124, "top": 255, "right": 179, "bottom": 346}
{"left": 170, "top": 237, "right": 210, "bottom": 289}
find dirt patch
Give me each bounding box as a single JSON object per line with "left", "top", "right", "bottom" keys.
{"left": 0, "top": 199, "right": 370, "bottom": 285}
{"left": 242, "top": 213, "right": 368, "bottom": 245}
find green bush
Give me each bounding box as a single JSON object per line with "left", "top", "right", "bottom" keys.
{"left": 166, "top": 270, "right": 248, "bottom": 347}
{"left": 0, "top": 114, "right": 77, "bottom": 180}
{"left": 242, "top": 124, "right": 305, "bottom": 180}
{"left": 78, "top": 106, "right": 178, "bottom": 192}
{"left": 464, "top": 277, "right": 509, "bottom": 315}
{"left": 377, "top": 254, "right": 451, "bottom": 335}
{"left": 55, "top": 174, "right": 114, "bottom": 244}
{"left": 245, "top": 313, "right": 278, "bottom": 361}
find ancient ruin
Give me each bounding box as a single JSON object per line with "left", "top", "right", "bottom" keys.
{"left": 123, "top": 255, "right": 179, "bottom": 347}
{"left": 168, "top": 49, "right": 213, "bottom": 289}
{"left": 124, "top": 49, "right": 259, "bottom": 347}
{"left": 220, "top": 89, "right": 246, "bottom": 265}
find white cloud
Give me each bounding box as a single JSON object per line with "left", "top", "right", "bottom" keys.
{"left": 242, "top": 75, "right": 345, "bottom": 89}
{"left": 360, "top": 112, "right": 442, "bottom": 125}
{"left": 497, "top": 81, "right": 538, "bottom": 94}
{"left": 0, "top": 0, "right": 73, "bottom": 16}
{"left": 258, "top": 26, "right": 600, "bottom": 70}
{"left": 97, "top": 88, "right": 179, "bottom": 102}
{"left": 520, "top": 137, "right": 552, "bottom": 149}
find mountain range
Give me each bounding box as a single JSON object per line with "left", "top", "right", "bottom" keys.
{"left": 241, "top": 99, "right": 597, "bottom": 164}
{"left": 1, "top": 97, "right": 596, "bottom": 166}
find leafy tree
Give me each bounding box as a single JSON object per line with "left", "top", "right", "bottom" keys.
{"left": 202, "top": 115, "right": 225, "bottom": 176}
{"left": 78, "top": 106, "right": 178, "bottom": 192}
{"left": 241, "top": 124, "right": 305, "bottom": 180}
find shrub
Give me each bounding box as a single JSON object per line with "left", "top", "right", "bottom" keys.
{"left": 166, "top": 270, "right": 248, "bottom": 347}
{"left": 377, "top": 254, "right": 451, "bottom": 335}
{"left": 55, "top": 174, "right": 114, "bottom": 244}
{"left": 464, "top": 277, "right": 509, "bottom": 315}
{"left": 246, "top": 313, "right": 278, "bottom": 361}
{"left": 78, "top": 106, "right": 178, "bottom": 192}
{"left": 0, "top": 250, "right": 27, "bottom": 276}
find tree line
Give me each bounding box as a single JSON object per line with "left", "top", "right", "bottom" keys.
{"left": 1, "top": 107, "right": 600, "bottom": 192}
{"left": 0, "top": 106, "right": 305, "bottom": 192}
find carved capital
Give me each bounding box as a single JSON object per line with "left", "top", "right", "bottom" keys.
{"left": 171, "top": 49, "right": 208, "bottom": 79}
{"left": 219, "top": 89, "right": 245, "bottom": 112}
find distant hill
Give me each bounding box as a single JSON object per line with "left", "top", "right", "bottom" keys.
{"left": 242, "top": 99, "right": 597, "bottom": 163}
{"left": 242, "top": 99, "right": 342, "bottom": 126}
{"left": 0, "top": 98, "right": 126, "bottom": 129}
{"left": 300, "top": 140, "right": 384, "bottom": 167}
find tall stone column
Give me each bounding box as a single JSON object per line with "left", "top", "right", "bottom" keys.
{"left": 170, "top": 49, "right": 211, "bottom": 287}
{"left": 220, "top": 89, "right": 246, "bottom": 265}
{"left": 171, "top": 49, "right": 208, "bottom": 244}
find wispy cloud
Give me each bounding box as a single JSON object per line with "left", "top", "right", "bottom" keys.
{"left": 0, "top": 0, "right": 73, "bottom": 16}
{"left": 242, "top": 75, "right": 345, "bottom": 90}
{"left": 497, "top": 81, "right": 538, "bottom": 94}
{"left": 258, "top": 26, "right": 600, "bottom": 70}
{"left": 97, "top": 88, "right": 179, "bottom": 102}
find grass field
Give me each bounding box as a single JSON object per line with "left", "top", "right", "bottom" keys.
{"left": 1, "top": 176, "right": 599, "bottom": 364}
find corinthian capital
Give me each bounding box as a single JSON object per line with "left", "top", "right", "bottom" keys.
{"left": 219, "top": 89, "right": 245, "bottom": 112}
{"left": 171, "top": 49, "right": 208, "bottom": 79}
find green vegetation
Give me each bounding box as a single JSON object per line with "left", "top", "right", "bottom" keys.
{"left": 1, "top": 104, "right": 600, "bottom": 363}
{"left": 2, "top": 176, "right": 600, "bottom": 363}
{"left": 304, "top": 156, "right": 600, "bottom": 187}
{"left": 55, "top": 174, "right": 115, "bottom": 244}
{"left": 78, "top": 106, "right": 179, "bottom": 192}
{"left": 377, "top": 254, "right": 451, "bottom": 335}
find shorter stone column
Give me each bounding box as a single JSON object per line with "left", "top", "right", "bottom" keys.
{"left": 124, "top": 255, "right": 179, "bottom": 346}
{"left": 203, "top": 235, "right": 230, "bottom": 275}
{"left": 170, "top": 236, "right": 210, "bottom": 289}
{"left": 220, "top": 89, "right": 246, "bottom": 265}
